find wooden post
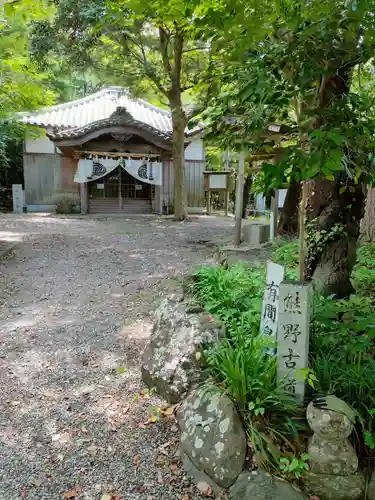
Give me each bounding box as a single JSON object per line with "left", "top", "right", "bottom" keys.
{"left": 270, "top": 189, "right": 279, "bottom": 241}
{"left": 119, "top": 168, "right": 122, "bottom": 210}
{"left": 234, "top": 151, "right": 245, "bottom": 246}
{"left": 299, "top": 181, "right": 307, "bottom": 280}
{"left": 80, "top": 183, "right": 88, "bottom": 214}
{"left": 207, "top": 190, "right": 212, "bottom": 215}
{"left": 224, "top": 190, "right": 229, "bottom": 217}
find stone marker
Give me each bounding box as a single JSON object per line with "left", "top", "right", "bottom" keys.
{"left": 304, "top": 396, "right": 364, "bottom": 500}
{"left": 12, "top": 184, "right": 23, "bottom": 214}
{"left": 260, "top": 262, "right": 284, "bottom": 348}
{"left": 277, "top": 280, "right": 313, "bottom": 400}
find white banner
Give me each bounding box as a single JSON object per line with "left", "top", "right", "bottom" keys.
{"left": 124, "top": 159, "right": 162, "bottom": 186}
{"left": 74, "top": 158, "right": 162, "bottom": 186}
{"left": 74, "top": 159, "right": 118, "bottom": 183}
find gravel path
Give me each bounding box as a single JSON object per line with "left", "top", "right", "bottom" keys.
{"left": 0, "top": 214, "right": 234, "bottom": 500}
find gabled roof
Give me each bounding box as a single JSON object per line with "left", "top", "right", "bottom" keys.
{"left": 21, "top": 86, "right": 201, "bottom": 139}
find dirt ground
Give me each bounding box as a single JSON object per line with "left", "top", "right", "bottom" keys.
{"left": 0, "top": 213, "right": 234, "bottom": 500}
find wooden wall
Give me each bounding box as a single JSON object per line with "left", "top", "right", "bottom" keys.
{"left": 23, "top": 154, "right": 61, "bottom": 204}
{"left": 163, "top": 160, "right": 205, "bottom": 211}
{"left": 24, "top": 153, "right": 79, "bottom": 204}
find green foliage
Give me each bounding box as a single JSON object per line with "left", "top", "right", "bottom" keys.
{"left": 192, "top": 239, "right": 375, "bottom": 468}
{"left": 31, "top": 0, "right": 208, "bottom": 108}
{"left": 352, "top": 243, "right": 375, "bottom": 295}
{"left": 192, "top": 262, "right": 306, "bottom": 471}
{"left": 193, "top": 0, "right": 375, "bottom": 197}
{"left": 272, "top": 239, "right": 299, "bottom": 270}
{"left": 191, "top": 263, "right": 264, "bottom": 327}
{"left": 310, "top": 294, "right": 375, "bottom": 441}
{"left": 278, "top": 453, "right": 310, "bottom": 481}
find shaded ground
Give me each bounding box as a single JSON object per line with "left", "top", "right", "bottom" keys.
{"left": 0, "top": 214, "right": 234, "bottom": 500}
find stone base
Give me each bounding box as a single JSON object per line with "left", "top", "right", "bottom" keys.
{"left": 367, "top": 473, "right": 375, "bottom": 500}
{"left": 304, "top": 471, "right": 364, "bottom": 500}
{"left": 242, "top": 221, "right": 270, "bottom": 246}
{"left": 229, "top": 470, "right": 308, "bottom": 500}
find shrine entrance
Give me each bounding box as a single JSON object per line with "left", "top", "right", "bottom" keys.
{"left": 88, "top": 166, "right": 152, "bottom": 214}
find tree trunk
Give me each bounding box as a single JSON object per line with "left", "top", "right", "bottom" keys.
{"left": 360, "top": 187, "right": 375, "bottom": 242}
{"left": 242, "top": 174, "right": 253, "bottom": 218}
{"left": 277, "top": 181, "right": 301, "bottom": 235}
{"left": 170, "top": 102, "right": 189, "bottom": 221}
{"left": 303, "top": 178, "right": 365, "bottom": 298}
{"left": 301, "top": 67, "right": 366, "bottom": 297}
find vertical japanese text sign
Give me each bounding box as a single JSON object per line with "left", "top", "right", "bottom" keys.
{"left": 12, "top": 184, "right": 23, "bottom": 214}
{"left": 260, "top": 262, "right": 285, "bottom": 350}
{"left": 277, "top": 281, "right": 313, "bottom": 400}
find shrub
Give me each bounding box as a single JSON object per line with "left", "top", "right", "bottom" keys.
{"left": 352, "top": 243, "right": 375, "bottom": 296}
{"left": 191, "top": 262, "right": 264, "bottom": 327}
{"left": 272, "top": 239, "right": 299, "bottom": 269}
{"left": 49, "top": 192, "right": 81, "bottom": 214}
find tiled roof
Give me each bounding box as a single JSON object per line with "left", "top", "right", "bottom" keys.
{"left": 21, "top": 87, "right": 201, "bottom": 137}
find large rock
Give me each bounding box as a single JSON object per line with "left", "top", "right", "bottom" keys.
{"left": 177, "top": 389, "right": 246, "bottom": 488}
{"left": 304, "top": 472, "right": 364, "bottom": 500}
{"left": 141, "top": 297, "right": 224, "bottom": 404}
{"left": 229, "top": 470, "right": 308, "bottom": 500}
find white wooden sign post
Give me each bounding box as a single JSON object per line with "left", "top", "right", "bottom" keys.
{"left": 260, "top": 262, "right": 285, "bottom": 347}
{"left": 277, "top": 281, "right": 313, "bottom": 400}
{"left": 12, "top": 184, "right": 23, "bottom": 214}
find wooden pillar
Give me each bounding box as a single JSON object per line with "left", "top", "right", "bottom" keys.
{"left": 270, "top": 189, "right": 279, "bottom": 241}
{"left": 224, "top": 190, "right": 229, "bottom": 217}
{"left": 298, "top": 181, "right": 307, "bottom": 280}
{"left": 234, "top": 151, "right": 245, "bottom": 246}
{"left": 207, "top": 190, "right": 212, "bottom": 215}
{"left": 80, "top": 183, "right": 88, "bottom": 214}
{"left": 119, "top": 168, "right": 122, "bottom": 209}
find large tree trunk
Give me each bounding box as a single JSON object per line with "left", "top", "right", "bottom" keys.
{"left": 360, "top": 187, "right": 375, "bottom": 242}
{"left": 171, "top": 103, "right": 189, "bottom": 221}
{"left": 303, "top": 178, "right": 365, "bottom": 298}
{"left": 242, "top": 174, "right": 253, "bottom": 218}
{"left": 302, "top": 68, "right": 366, "bottom": 297}
{"left": 277, "top": 181, "right": 300, "bottom": 235}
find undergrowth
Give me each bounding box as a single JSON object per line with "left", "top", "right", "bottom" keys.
{"left": 190, "top": 239, "right": 375, "bottom": 475}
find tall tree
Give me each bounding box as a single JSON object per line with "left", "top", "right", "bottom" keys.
{"left": 0, "top": 0, "right": 56, "bottom": 166}
{"left": 194, "top": 0, "right": 375, "bottom": 297}
{"left": 31, "top": 0, "right": 208, "bottom": 220}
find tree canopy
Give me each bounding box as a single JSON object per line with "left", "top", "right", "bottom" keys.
{"left": 191, "top": 0, "right": 375, "bottom": 295}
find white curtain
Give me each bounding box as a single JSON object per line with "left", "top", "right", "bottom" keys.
{"left": 74, "top": 157, "right": 162, "bottom": 186}
{"left": 74, "top": 158, "right": 119, "bottom": 184}
{"left": 123, "top": 159, "right": 162, "bottom": 186}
